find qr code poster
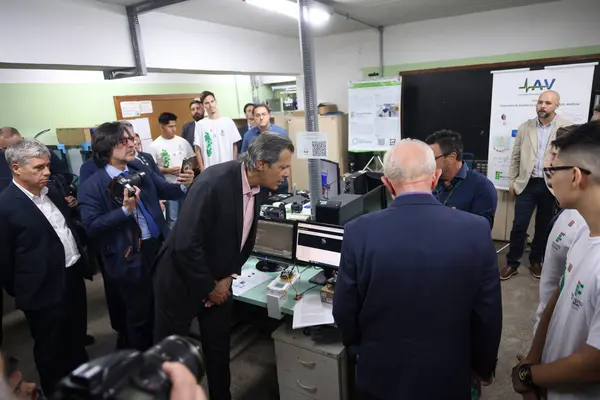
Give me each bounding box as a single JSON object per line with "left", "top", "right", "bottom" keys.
{"left": 296, "top": 132, "right": 329, "bottom": 159}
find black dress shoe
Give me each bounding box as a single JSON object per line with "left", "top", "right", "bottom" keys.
{"left": 85, "top": 334, "right": 96, "bottom": 346}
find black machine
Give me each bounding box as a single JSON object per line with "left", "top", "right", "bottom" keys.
{"left": 252, "top": 219, "right": 297, "bottom": 272}
{"left": 52, "top": 335, "right": 204, "bottom": 400}
{"left": 295, "top": 221, "right": 344, "bottom": 285}
{"left": 315, "top": 193, "right": 363, "bottom": 226}
{"left": 108, "top": 171, "right": 146, "bottom": 205}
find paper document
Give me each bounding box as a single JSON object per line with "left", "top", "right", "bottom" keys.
{"left": 120, "top": 101, "right": 141, "bottom": 118}
{"left": 292, "top": 292, "right": 334, "bottom": 329}
{"left": 232, "top": 269, "right": 274, "bottom": 297}
{"left": 139, "top": 100, "right": 153, "bottom": 114}
{"left": 296, "top": 132, "right": 329, "bottom": 159}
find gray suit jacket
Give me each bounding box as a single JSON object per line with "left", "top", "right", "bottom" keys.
{"left": 508, "top": 114, "right": 572, "bottom": 195}
{"left": 182, "top": 121, "right": 196, "bottom": 148}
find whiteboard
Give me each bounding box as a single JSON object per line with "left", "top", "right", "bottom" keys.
{"left": 348, "top": 77, "right": 402, "bottom": 152}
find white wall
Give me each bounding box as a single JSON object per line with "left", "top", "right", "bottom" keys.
{"left": 314, "top": 30, "right": 379, "bottom": 113}
{"left": 315, "top": 0, "right": 600, "bottom": 112}
{"left": 0, "top": 0, "right": 300, "bottom": 74}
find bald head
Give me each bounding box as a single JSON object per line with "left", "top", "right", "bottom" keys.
{"left": 382, "top": 139, "right": 439, "bottom": 197}
{"left": 0, "top": 127, "right": 22, "bottom": 150}
{"left": 536, "top": 90, "right": 560, "bottom": 123}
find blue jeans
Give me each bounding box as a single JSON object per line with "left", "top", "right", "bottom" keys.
{"left": 506, "top": 178, "right": 555, "bottom": 268}
{"left": 166, "top": 199, "right": 180, "bottom": 229}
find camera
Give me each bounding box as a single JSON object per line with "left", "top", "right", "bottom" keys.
{"left": 109, "top": 171, "right": 146, "bottom": 205}
{"left": 52, "top": 336, "right": 204, "bottom": 400}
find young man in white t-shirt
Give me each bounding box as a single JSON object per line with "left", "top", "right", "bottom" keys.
{"left": 513, "top": 121, "right": 600, "bottom": 399}
{"left": 193, "top": 91, "right": 241, "bottom": 171}
{"left": 149, "top": 112, "right": 194, "bottom": 228}
{"left": 534, "top": 125, "right": 587, "bottom": 333}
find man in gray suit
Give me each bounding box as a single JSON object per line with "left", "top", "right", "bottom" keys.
{"left": 502, "top": 90, "right": 571, "bottom": 280}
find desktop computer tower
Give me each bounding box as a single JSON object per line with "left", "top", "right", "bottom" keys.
{"left": 315, "top": 193, "right": 363, "bottom": 226}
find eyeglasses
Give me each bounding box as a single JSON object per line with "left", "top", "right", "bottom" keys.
{"left": 543, "top": 165, "right": 592, "bottom": 179}
{"left": 119, "top": 136, "right": 134, "bottom": 146}
{"left": 435, "top": 153, "right": 449, "bottom": 160}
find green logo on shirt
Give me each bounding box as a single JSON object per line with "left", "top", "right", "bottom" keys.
{"left": 160, "top": 149, "right": 170, "bottom": 168}
{"left": 571, "top": 280, "right": 584, "bottom": 311}
{"left": 204, "top": 132, "right": 213, "bottom": 157}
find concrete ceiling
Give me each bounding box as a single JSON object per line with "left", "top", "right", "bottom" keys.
{"left": 94, "top": 0, "right": 557, "bottom": 37}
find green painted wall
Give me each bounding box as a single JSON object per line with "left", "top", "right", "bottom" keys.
{"left": 362, "top": 45, "right": 600, "bottom": 78}
{"left": 0, "top": 82, "right": 252, "bottom": 144}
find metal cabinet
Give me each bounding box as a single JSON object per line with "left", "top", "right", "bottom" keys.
{"left": 272, "top": 323, "right": 349, "bottom": 400}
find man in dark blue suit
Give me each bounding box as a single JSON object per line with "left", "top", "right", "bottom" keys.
{"left": 0, "top": 139, "right": 89, "bottom": 395}
{"left": 333, "top": 139, "right": 502, "bottom": 400}
{"left": 77, "top": 121, "right": 194, "bottom": 351}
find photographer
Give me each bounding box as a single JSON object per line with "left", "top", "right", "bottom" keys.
{"left": 77, "top": 122, "right": 194, "bottom": 351}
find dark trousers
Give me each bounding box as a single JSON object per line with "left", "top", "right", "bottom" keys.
{"left": 154, "top": 266, "right": 233, "bottom": 400}
{"left": 23, "top": 264, "right": 88, "bottom": 396}
{"left": 113, "top": 237, "right": 162, "bottom": 351}
{"left": 99, "top": 255, "right": 128, "bottom": 340}
{"left": 507, "top": 178, "right": 555, "bottom": 268}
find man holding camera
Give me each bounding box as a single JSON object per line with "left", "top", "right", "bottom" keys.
{"left": 0, "top": 139, "right": 89, "bottom": 396}
{"left": 78, "top": 121, "right": 194, "bottom": 351}
{"left": 153, "top": 133, "right": 294, "bottom": 400}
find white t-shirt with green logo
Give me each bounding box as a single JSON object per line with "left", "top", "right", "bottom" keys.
{"left": 148, "top": 135, "right": 194, "bottom": 183}
{"left": 535, "top": 209, "right": 588, "bottom": 332}
{"left": 541, "top": 231, "right": 600, "bottom": 400}
{"left": 193, "top": 117, "right": 241, "bottom": 169}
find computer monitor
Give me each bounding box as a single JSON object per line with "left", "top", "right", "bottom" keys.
{"left": 252, "top": 219, "right": 296, "bottom": 271}
{"left": 296, "top": 222, "right": 344, "bottom": 269}
{"left": 362, "top": 185, "right": 383, "bottom": 214}
{"left": 320, "top": 159, "right": 340, "bottom": 199}
{"left": 296, "top": 221, "right": 344, "bottom": 285}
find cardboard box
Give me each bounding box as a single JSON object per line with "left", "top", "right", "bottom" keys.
{"left": 320, "top": 284, "right": 335, "bottom": 305}
{"left": 317, "top": 103, "right": 338, "bottom": 115}
{"left": 56, "top": 128, "right": 93, "bottom": 146}
{"left": 291, "top": 110, "right": 305, "bottom": 117}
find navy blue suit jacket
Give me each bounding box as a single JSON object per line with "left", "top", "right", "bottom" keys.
{"left": 0, "top": 183, "right": 89, "bottom": 310}
{"left": 333, "top": 193, "right": 502, "bottom": 400}
{"left": 77, "top": 159, "right": 184, "bottom": 280}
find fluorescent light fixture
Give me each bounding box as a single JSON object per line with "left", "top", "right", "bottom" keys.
{"left": 244, "top": 0, "right": 331, "bottom": 26}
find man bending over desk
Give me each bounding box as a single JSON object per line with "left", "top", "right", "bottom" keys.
{"left": 153, "top": 133, "right": 294, "bottom": 400}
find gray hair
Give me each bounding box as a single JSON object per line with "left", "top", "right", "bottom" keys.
{"left": 383, "top": 138, "right": 436, "bottom": 182}
{"left": 239, "top": 133, "right": 294, "bottom": 171}
{"left": 4, "top": 138, "right": 51, "bottom": 167}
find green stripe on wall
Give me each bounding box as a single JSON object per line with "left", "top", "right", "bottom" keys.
{"left": 0, "top": 82, "right": 252, "bottom": 144}
{"left": 362, "top": 45, "right": 600, "bottom": 78}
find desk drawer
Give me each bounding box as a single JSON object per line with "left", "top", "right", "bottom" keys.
{"left": 275, "top": 341, "right": 340, "bottom": 400}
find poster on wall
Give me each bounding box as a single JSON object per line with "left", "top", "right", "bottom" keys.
{"left": 487, "top": 63, "right": 597, "bottom": 190}
{"left": 348, "top": 77, "right": 402, "bottom": 152}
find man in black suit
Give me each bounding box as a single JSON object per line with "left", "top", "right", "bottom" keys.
{"left": 153, "top": 133, "right": 294, "bottom": 400}
{"left": 181, "top": 99, "right": 205, "bottom": 148}
{"left": 0, "top": 139, "right": 89, "bottom": 395}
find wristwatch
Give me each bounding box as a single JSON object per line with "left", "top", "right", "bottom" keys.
{"left": 518, "top": 364, "right": 534, "bottom": 387}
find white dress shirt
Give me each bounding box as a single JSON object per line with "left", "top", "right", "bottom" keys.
{"left": 531, "top": 119, "right": 555, "bottom": 178}
{"left": 13, "top": 180, "right": 81, "bottom": 268}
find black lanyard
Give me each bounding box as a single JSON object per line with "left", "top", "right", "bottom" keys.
{"left": 435, "top": 166, "right": 468, "bottom": 206}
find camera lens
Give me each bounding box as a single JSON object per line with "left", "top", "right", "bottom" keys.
{"left": 146, "top": 336, "right": 205, "bottom": 382}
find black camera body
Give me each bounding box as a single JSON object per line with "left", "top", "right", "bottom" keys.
{"left": 109, "top": 171, "right": 146, "bottom": 205}
{"left": 53, "top": 336, "right": 204, "bottom": 400}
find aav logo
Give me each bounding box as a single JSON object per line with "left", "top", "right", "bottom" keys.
{"left": 519, "top": 78, "right": 556, "bottom": 93}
